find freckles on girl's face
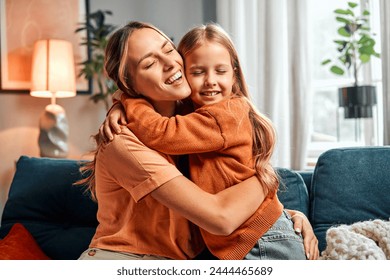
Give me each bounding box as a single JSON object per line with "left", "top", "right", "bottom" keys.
{"left": 127, "top": 28, "right": 191, "bottom": 102}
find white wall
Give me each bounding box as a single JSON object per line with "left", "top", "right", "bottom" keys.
{"left": 91, "top": 0, "right": 207, "bottom": 44}
{"left": 0, "top": 0, "right": 213, "bottom": 222}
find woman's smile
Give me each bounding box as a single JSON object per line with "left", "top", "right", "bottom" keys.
{"left": 165, "top": 71, "right": 183, "bottom": 85}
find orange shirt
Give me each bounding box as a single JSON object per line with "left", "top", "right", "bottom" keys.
{"left": 121, "top": 95, "right": 283, "bottom": 260}
{"left": 89, "top": 127, "right": 204, "bottom": 259}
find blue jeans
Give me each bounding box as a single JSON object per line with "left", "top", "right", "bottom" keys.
{"left": 244, "top": 210, "right": 306, "bottom": 260}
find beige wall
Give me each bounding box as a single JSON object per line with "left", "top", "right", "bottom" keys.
{"left": 0, "top": 93, "right": 107, "bottom": 219}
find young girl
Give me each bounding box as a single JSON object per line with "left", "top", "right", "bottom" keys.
{"left": 119, "top": 24, "right": 306, "bottom": 260}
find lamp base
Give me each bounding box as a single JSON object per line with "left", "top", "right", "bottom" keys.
{"left": 38, "top": 104, "right": 69, "bottom": 158}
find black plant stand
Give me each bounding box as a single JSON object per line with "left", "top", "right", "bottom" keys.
{"left": 336, "top": 110, "right": 362, "bottom": 142}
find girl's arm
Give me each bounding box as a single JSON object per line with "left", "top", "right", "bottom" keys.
{"left": 99, "top": 102, "right": 126, "bottom": 142}
{"left": 121, "top": 96, "right": 246, "bottom": 154}
{"left": 100, "top": 90, "right": 126, "bottom": 142}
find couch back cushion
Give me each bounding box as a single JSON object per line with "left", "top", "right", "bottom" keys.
{"left": 0, "top": 156, "right": 98, "bottom": 260}
{"left": 310, "top": 146, "right": 390, "bottom": 252}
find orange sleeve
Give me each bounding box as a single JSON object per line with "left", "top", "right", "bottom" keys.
{"left": 120, "top": 95, "right": 229, "bottom": 155}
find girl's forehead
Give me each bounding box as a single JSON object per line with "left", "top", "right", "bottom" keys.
{"left": 192, "top": 40, "right": 226, "bottom": 51}
{"left": 186, "top": 41, "right": 229, "bottom": 57}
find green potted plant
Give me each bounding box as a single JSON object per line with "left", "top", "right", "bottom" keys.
{"left": 321, "top": 1, "right": 380, "bottom": 118}
{"left": 75, "top": 10, "right": 117, "bottom": 110}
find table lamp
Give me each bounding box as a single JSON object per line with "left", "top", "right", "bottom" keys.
{"left": 30, "top": 39, "right": 76, "bottom": 158}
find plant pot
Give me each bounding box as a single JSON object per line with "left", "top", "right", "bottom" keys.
{"left": 338, "top": 85, "right": 377, "bottom": 118}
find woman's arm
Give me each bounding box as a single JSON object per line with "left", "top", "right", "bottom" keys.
{"left": 152, "top": 175, "right": 265, "bottom": 236}
{"left": 287, "top": 209, "right": 319, "bottom": 260}
{"left": 152, "top": 176, "right": 320, "bottom": 259}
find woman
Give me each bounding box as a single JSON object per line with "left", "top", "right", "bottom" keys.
{"left": 80, "top": 21, "right": 318, "bottom": 260}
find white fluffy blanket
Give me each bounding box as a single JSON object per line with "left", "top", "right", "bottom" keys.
{"left": 320, "top": 219, "right": 390, "bottom": 260}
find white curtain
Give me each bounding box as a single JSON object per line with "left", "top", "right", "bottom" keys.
{"left": 216, "top": 0, "right": 312, "bottom": 169}
{"left": 380, "top": 0, "right": 390, "bottom": 145}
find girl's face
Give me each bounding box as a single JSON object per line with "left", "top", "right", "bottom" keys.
{"left": 127, "top": 28, "right": 191, "bottom": 102}
{"left": 184, "top": 41, "right": 235, "bottom": 108}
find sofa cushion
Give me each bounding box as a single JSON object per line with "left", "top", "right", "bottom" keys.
{"left": 310, "top": 147, "right": 390, "bottom": 252}
{"left": 276, "top": 168, "right": 309, "bottom": 217}
{"left": 0, "top": 223, "right": 50, "bottom": 260}
{"left": 0, "top": 156, "right": 98, "bottom": 260}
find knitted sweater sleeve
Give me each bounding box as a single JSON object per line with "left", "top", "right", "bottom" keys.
{"left": 120, "top": 96, "right": 245, "bottom": 155}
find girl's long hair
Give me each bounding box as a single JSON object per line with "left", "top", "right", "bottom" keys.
{"left": 178, "top": 24, "right": 279, "bottom": 195}
{"left": 77, "top": 21, "right": 174, "bottom": 201}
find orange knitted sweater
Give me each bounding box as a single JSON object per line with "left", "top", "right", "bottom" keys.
{"left": 121, "top": 95, "right": 283, "bottom": 260}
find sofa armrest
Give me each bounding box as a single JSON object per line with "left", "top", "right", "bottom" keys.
{"left": 297, "top": 171, "right": 313, "bottom": 191}
{"left": 276, "top": 168, "right": 310, "bottom": 217}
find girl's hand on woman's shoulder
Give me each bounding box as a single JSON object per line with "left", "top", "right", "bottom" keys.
{"left": 99, "top": 102, "right": 127, "bottom": 142}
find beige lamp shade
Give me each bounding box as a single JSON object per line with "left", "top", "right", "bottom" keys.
{"left": 30, "top": 39, "right": 76, "bottom": 98}
{"left": 30, "top": 39, "right": 76, "bottom": 158}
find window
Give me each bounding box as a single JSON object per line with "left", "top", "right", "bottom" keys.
{"left": 306, "top": 0, "right": 383, "bottom": 168}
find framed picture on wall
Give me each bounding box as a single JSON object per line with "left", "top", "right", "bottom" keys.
{"left": 0, "top": 0, "right": 91, "bottom": 94}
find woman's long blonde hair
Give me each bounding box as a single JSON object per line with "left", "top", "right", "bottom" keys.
{"left": 77, "top": 21, "right": 174, "bottom": 201}
{"left": 178, "top": 24, "right": 279, "bottom": 195}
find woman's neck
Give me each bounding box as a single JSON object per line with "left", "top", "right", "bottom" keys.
{"left": 150, "top": 100, "right": 176, "bottom": 117}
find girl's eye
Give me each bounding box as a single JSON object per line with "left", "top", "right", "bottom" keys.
{"left": 166, "top": 48, "right": 174, "bottom": 54}
{"left": 191, "top": 70, "right": 204, "bottom": 76}
{"left": 217, "top": 69, "right": 227, "bottom": 74}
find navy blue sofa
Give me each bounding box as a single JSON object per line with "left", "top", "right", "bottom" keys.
{"left": 0, "top": 146, "right": 389, "bottom": 259}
